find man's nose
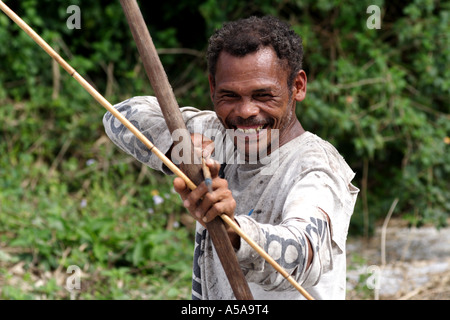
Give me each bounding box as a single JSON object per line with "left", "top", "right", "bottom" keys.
{"left": 235, "top": 99, "right": 259, "bottom": 119}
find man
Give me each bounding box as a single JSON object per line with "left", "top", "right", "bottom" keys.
{"left": 103, "top": 16, "right": 359, "bottom": 300}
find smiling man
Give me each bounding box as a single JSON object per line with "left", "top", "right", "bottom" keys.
{"left": 103, "top": 16, "right": 359, "bottom": 300}
{"left": 211, "top": 46, "right": 301, "bottom": 164}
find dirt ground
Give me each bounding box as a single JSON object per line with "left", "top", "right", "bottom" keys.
{"left": 346, "top": 218, "right": 450, "bottom": 300}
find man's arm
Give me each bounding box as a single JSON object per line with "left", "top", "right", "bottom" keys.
{"left": 103, "top": 96, "right": 173, "bottom": 172}
{"left": 234, "top": 205, "right": 333, "bottom": 290}
{"left": 103, "top": 96, "right": 222, "bottom": 173}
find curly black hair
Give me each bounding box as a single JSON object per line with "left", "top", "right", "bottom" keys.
{"left": 206, "top": 16, "right": 304, "bottom": 88}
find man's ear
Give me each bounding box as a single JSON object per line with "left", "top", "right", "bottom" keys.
{"left": 208, "top": 74, "right": 215, "bottom": 102}
{"left": 293, "top": 70, "right": 307, "bottom": 102}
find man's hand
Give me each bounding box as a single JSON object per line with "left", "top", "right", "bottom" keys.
{"left": 190, "top": 132, "right": 215, "bottom": 159}
{"left": 165, "top": 132, "right": 214, "bottom": 163}
{"left": 173, "top": 147, "right": 240, "bottom": 248}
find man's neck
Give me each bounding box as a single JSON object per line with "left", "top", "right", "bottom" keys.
{"left": 279, "top": 119, "right": 305, "bottom": 148}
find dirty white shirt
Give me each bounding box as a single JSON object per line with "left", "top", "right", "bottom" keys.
{"left": 103, "top": 96, "right": 359, "bottom": 300}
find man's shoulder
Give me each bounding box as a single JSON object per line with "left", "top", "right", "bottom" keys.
{"left": 286, "top": 131, "right": 354, "bottom": 180}
{"left": 286, "top": 131, "right": 335, "bottom": 158}
{"left": 115, "top": 95, "right": 159, "bottom": 107}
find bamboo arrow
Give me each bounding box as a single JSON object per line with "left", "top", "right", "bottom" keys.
{"left": 0, "top": 0, "right": 314, "bottom": 300}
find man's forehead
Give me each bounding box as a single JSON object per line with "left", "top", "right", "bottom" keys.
{"left": 216, "top": 81, "right": 282, "bottom": 93}
{"left": 217, "top": 47, "right": 278, "bottom": 67}
{"left": 214, "top": 48, "right": 288, "bottom": 87}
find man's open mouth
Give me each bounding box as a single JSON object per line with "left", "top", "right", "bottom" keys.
{"left": 235, "top": 124, "right": 268, "bottom": 134}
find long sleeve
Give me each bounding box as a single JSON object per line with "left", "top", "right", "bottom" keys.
{"left": 234, "top": 184, "right": 334, "bottom": 291}
{"left": 102, "top": 96, "right": 223, "bottom": 173}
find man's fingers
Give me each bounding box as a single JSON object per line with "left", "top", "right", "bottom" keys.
{"left": 173, "top": 177, "right": 190, "bottom": 200}
{"left": 193, "top": 184, "right": 234, "bottom": 222}
{"left": 175, "top": 180, "right": 206, "bottom": 221}
{"left": 206, "top": 158, "right": 221, "bottom": 178}
{"left": 202, "top": 141, "right": 215, "bottom": 159}
{"left": 193, "top": 189, "right": 219, "bottom": 220}
{"left": 174, "top": 163, "right": 233, "bottom": 226}
{"left": 203, "top": 198, "right": 236, "bottom": 223}
{"left": 191, "top": 133, "right": 215, "bottom": 159}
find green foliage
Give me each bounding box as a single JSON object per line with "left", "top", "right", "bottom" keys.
{"left": 0, "top": 0, "right": 448, "bottom": 299}
{"left": 0, "top": 96, "right": 192, "bottom": 299}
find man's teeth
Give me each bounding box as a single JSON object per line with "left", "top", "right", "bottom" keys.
{"left": 236, "top": 125, "right": 264, "bottom": 134}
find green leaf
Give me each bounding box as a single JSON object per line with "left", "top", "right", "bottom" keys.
{"left": 132, "top": 240, "right": 143, "bottom": 267}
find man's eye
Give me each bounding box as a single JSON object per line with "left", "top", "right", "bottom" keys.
{"left": 255, "top": 93, "right": 273, "bottom": 99}
{"left": 223, "top": 93, "right": 238, "bottom": 98}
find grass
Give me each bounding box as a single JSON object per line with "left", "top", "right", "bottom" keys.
{"left": 0, "top": 153, "right": 195, "bottom": 299}
{"left": 0, "top": 99, "right": 195, "bottom": 299}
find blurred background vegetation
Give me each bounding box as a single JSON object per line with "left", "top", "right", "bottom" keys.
{"left": 0, "top": 0, "right": 448, "bottom": 299}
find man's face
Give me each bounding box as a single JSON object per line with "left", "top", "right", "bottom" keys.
{"left": 209, "top": 47, "right": 306, "bottom": 159}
